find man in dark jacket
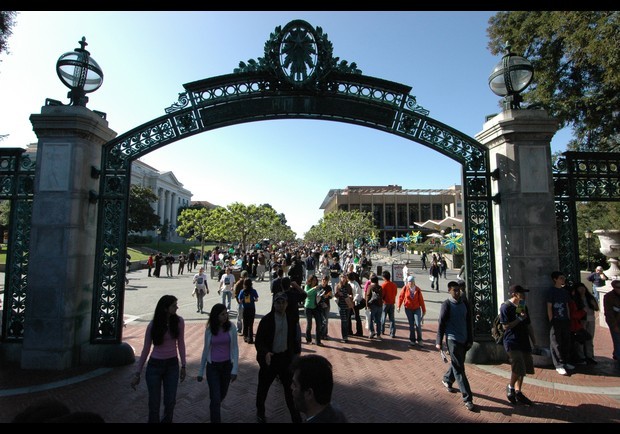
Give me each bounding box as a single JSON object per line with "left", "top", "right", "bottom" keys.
{"left": 254, "top": 292, "right": 302, "bottom": 424}
{"left": 435, "top": 280, "right": 476, "bottom": 411}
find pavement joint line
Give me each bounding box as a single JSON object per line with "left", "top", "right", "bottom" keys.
{"left": 0, "top": 367, "right": 113, "bottom": 397}
{"left": 475, "top": 364, "right": 620, "bottom": 395}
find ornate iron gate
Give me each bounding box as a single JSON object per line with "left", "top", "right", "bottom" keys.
{"left": 91, "top": 20, "right": 497, "bottom": 343}
{"left": 554, "top": 151, "right": 620, "bottom": 284}
{"left": 0, "top": 148, "right": 35, "bottom": 342}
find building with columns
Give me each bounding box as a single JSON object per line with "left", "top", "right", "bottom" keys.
{"left": 320, "top": 185, "right": 462, "bottom": 244}
{"left": 130, "top": 159, "right": 192, "bottom": 242}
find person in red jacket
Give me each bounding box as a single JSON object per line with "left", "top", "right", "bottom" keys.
{"left": 397, "top": 275, "right": 427, "bottom": 346}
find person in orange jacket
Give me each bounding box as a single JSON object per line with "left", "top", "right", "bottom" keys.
{"left": 397, "top": 275, "right": 426, "bottom": 347}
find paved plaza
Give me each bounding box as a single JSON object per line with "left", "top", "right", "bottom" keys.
{"left": 1, "top": 254, "right": 619, "bottom": 423}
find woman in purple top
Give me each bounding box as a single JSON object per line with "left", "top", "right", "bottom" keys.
{"left": 131, "top": 295, "right": 187, "bottom": 423}
{"left": 197, "top": 303, "right": 239, "bottom": 423}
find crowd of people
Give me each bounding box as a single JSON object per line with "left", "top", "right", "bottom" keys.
{"left": 123, "top": 241, "right": 620, "bottom": 423}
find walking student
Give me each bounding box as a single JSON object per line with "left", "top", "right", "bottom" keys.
{"left": 192, "top": 266, "right": 209, "bottom": 314}
{"left": 197, "top": 303, "right": 239, "bottom": 423}
{"left": 130, "top": 295, "right": 186, "bottom": 423}
{"left": 500, "top": 284, "right": 536, "bottom": 406}
{"left": 254, "top": 292, "right": 302, "bottom": 423}
{"left": 435, "top": 280, "right": 476, "bottom": 412}
{"left": 397, "top": 275, "right": 426, "bottom": 347}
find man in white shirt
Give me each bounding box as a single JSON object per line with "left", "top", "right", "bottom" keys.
{"left": 219, "top": 267, "right": 236, "bottom": 311}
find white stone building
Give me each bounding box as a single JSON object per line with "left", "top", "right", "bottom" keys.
{"left": 131, "top": 159, "right": 192, "bottom": 242}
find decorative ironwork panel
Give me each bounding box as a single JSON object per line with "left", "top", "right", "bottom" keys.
{"left": 93, "top": 19, "right": 497, "bottom": 344}
{"left": 553, "top": 152, "right": 620, "bottom": 285}
{"left": 0, "top": 149, "right": 35, "bottom": 342}
{"left": 92, "top": 160, "right": 130, "bottom": 343}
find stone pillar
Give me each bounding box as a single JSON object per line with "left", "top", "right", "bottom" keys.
{"left": 23, "top": 105, "right": 118, "bottom": 370}
{"left": 157, "top": 187, "right": 164, "bottom": 225}
{"left": 475, "top": 109, "right": 559, "bottom": 364}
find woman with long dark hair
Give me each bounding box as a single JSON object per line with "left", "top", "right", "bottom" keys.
{"left": 131, "top": 295, "right": 186, "bottom": 423}
{"left": 197, "top": 303, "right": 239, "bottom": 423}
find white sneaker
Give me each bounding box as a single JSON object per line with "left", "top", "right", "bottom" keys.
{"left": 556, "top": 367, "right": 568, "bottom": 375}
{"left": 564, "top": 363, "right": 575, "bottom": 370}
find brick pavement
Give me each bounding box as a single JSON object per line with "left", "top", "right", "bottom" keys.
{"left": 1, "top": 316, "right": 619, "bottom": 423}
{"left": 1, "top": 257, "right": 619, "bottom": 423}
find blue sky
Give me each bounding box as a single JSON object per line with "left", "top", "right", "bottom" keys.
{"left": 0, "top": 11, "right": 571, "bottom": 237}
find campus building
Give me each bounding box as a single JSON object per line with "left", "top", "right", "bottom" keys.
{"left": 319, "top": 185, "right": 462, "bottom": 244}
{"left": 130, "top": 159, "right": 192, "bottom": 242}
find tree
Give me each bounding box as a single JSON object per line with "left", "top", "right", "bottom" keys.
{"left": 127, "top": 185, "right": 160, "bottom": 233}
{"left": 0, "top": 11, "right": 17, "bottom": 57}
{"left": 487, "top": 11, "right": 620, "bottom": 152}
{"left": 203, "top": 202, "right": 290, "bottom": 250}
{"left": 576, "top": 201, "right": 620, "bottom": 269}
{"left": 305, "top": 210, "right": 376, "bottom": 246}
{"left": 1, "top": 11, "right": 17, "bottom": 143}
{"left": 0, "top": 200, "right": 9, "bottom": 227}
{"left": 176, "top": 208, "right": 212, "bottom": 260}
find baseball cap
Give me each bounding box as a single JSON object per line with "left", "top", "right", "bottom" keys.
{"left": 611, "top": 279, "right": 620, "bottom": 289}
{"left": 509, "top": 284, "right": 529, "bottom": 294}
{"left": 456, "top": 279, "right": 466, "bottom": 287}
{"left": 406, "top": 275, "right": 415, "bottom": 283}
{"left": 274, "top": 292, "right": 288, "bottom": 302}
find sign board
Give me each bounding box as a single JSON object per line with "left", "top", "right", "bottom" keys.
{"left": 392, "top": 264, "right": 405, "bottom": 287}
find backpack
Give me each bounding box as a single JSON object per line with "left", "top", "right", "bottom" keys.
{"left": 491, "top": 312, "right": 505, "bottom": 345}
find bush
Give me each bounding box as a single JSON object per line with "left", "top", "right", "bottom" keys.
{"left": 127, "top": 235, "right": 153, "bottom": 245}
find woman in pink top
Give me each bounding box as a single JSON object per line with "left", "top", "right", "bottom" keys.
{"left": 197, "top": 303, "right": 239, "bottom": 423}
{"left": 131, "top": 295, "right": 187, "bottom": 423}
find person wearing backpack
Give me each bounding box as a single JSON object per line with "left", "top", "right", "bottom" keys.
{"left": 499, "top": 284, "right": 536, "bottom": 406}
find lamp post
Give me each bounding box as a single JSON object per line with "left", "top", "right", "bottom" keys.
{"left": 56, "top": 37, "right": 103, "bottom": 107}
{"left": 488, "top": 42, "right": 534, "bottom": 110}
{"left": 156, "top": 228, "right": 161, "bottom": 252}
{"left": 585, "top": 229, "right": 593, "bottom": 271}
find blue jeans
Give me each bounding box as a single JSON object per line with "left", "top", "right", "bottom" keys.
{"left": 221, "top": 290, "right": 232, "bottom": 310}
{"left": 404, "top": 307, "right": 423, "bottom": 343}
{"left": 145, "top": 357, "right": 179, "bottom": 423}
{"left": 206, "top": 360, "right": 232, "bottom": 423}
{"left": 443, "top": 339, "right": 473, "bottom": 403}
{"left": 305, "top": 307, "right": 322, "bottom": 345}
{"left": 369, "top": 305, "right": 383, "bottom": 335}
{"left": 381, "top": 304, "right": 396, "bottom": 336}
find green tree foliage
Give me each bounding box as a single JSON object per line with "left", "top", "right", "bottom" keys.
{"left": 487, "top": 11, "right": 620, "bottom": 151}
{"left": 0, "top": 11, "right": 17, "bottom": 57}
{"left": 127, "top": 185, "right": 160, "bottom": 233}
{"left": 305, "top": 210, "right": 376, "bottom": 245}
{"left": 176, "top": 207, "right": 212, "bottom": 260}
{"left": 179, "top": 202, "right": 292, "bottom": 252}
{"left": 0, "top": 200, "right": 9, "bottom": 226}
{"left": 576, "top": 201, "right": 620, "bottom": 269}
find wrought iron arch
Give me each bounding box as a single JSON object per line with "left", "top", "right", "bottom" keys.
{"left": 91, "top": 19, "right": 497, "bottom": 343}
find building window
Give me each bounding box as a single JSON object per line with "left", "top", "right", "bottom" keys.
{"left": 373, "top": 204, "right": 383, "bottom": 228}
{"left": 421, "top": 204, "right": 431, "bottom": 222}
{"left": 338, "top": 204, "right": 348, "bottom": 211}
{"left": 409, "top": 204, "right": 419, "bottom": 227}
{"left": 385, "top": 204, "right": 395, "bottom": 228}
{"left": 360, "top": 204, "right": 371, "bottom": 215}
{"left": 432, "top": 204, "right": 443, "bottom": 220}
{"left": 397, "top": 204, "right": 407, "bottom": 228}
